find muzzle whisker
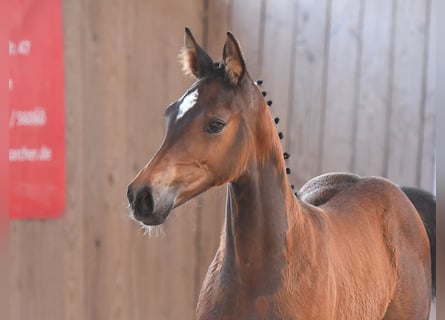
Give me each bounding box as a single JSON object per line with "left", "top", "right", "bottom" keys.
{"left": 139, "top": 223, "right": 166, "bottom": 238}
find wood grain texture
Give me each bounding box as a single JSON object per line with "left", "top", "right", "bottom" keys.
{"left": 231, "top": 0, "right": 264, "bottom": 76}
{"left": 419, "top": 0, "right": 435, "bottom": 191}
{"left": 287, "top": 0, "right": 331, "bottom": 187}
{"left": 9, "top": 220, "right": 64, "bottom": 320}
{"left": 353, "top": 0, "right": 393, "bottom": 177}
{"left": 261, "top": 0, "right": 295, "bottom": 155}
{"left": 321, "top": 0, "right": 361, "bottom": 173}
{"left": 62, "top": 0, "right": 86, "bottom": 319}
{"left": 386, "top": 0, "right": 428, "bottom": 186}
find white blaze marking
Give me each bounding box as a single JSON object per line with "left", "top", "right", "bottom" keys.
{"left": 176, "top": 89, "right": 199, "bottom": 120}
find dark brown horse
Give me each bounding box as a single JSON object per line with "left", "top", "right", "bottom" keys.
{"left": 127, "top": 28, "right": 433, "bottom": 319}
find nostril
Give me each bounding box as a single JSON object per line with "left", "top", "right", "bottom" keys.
{"left": 135, "top": 186, "right": 154, "bottom": 217}
{"left": 127, "top": 184, "right": 135, "bottom": 208}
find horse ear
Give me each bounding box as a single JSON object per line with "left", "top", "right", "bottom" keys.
{"left": 179, "top": 27, "right": 213, "bottom": 78}
{"left": 223, "top": 32, "right": 246, "bottom": 86}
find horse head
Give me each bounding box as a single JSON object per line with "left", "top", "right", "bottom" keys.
{"left": 127, "top": 28, "right": 282, "bottom": 226}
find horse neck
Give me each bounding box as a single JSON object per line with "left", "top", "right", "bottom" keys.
{"left": 222, "top": 110, "right": 300, "bottom": 292}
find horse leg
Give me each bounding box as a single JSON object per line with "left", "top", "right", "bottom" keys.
{"left": 383, "top": 258, "right": 431, "bottom": 320}
{"left": 383, "top": 298, "right": 430, "bottom": 320}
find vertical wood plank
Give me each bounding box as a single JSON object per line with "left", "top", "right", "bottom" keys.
{"left": 419, "top": 0, "right": 435, "bottom": 191}
{"left": 385, "top": 0, "right": 428, "bottom": 186}
{"left": 93, "top": 1, "right": 133, "bottom": 319}
{"left": 231, "top": 0, "right": 264, "bottom": 76}
{"left": 287, "top": 0, "right": 330, "bottom": 186}
{"left": 321, "top": 0, "right": 361, "bottom": 174}
{"left": 9, "top": 221, "right": 64, "bottom": 320}
{"left": 80, "top": 1, "right": 108, "bottom": 319}
{"left": 353, "top": 0, "right": 393, "bottom": 177}
{"left": 206, "top": 0, "right": 232, "bottom": 59}
{"left": 62, "top": 0, "right": 86, "bottom": 319}
{"left": 261, "top": 0, "right": 295, "bottom": 154}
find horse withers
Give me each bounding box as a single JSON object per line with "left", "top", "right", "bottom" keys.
{"left": 127, "top": 28, "right": 434, "bottom": 319}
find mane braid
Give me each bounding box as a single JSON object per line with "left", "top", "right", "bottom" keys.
{"left": 256, "top": 79, "right": 297, "bottom": 197}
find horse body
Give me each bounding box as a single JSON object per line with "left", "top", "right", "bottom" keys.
{"left": 197, "top": 170, "right": 431, "bottom": 319}
{"left": 127, "top": 28, "right": 433, "bottom": 319}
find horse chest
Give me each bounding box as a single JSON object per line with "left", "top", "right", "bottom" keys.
{"left": 196, "top": 296, "right": 288, "bottom": 320}
{"left": 197, "top": 257, "right": 339, "bottom": 320}
{"left": 197, "top": 273, "right": 301, "bottom": 320}
{"left": 197, "top": 295, "right": 324, "bottom": 320}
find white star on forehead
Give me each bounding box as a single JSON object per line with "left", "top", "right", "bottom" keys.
{"left": 176, "top": 89, "right": 199, "bottom": 120}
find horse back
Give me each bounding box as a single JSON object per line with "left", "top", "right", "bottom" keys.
{"left": 299, "top": 173, "right": 430, "bottom": 258}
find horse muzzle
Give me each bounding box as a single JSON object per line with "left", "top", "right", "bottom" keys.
{"left": 127, "top": 183, "right": 176, "bottom": 226}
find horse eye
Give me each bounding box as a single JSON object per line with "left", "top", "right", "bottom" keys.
{"left": 206, "top": 120, "right": 226, "bottom": 134}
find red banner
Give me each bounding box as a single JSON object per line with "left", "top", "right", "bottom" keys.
{"left": 9, "top": 0, "right": 65, "bottom": 219}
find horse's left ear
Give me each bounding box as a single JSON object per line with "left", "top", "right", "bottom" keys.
{"left": 223, "top": 32, "right": 246, "bottom": 86}
{"left": 179, "top": 27, "right": 213, "bottom": 78}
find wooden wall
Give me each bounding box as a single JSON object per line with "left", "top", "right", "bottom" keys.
{"left": 9, "top": 0, "right": 436, "bottom": 319}
{"left": 208, "top": 0, "right": 436, "bottom": 192}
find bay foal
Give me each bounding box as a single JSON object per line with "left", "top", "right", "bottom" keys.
{"left": 127, "top": 28, "right": 432, "bottom": 319}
